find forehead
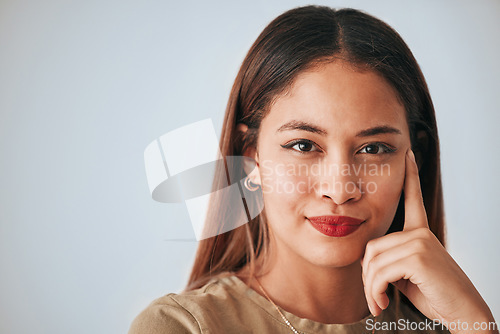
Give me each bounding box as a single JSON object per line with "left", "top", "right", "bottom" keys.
{"left": 264, "top": 61, "right": 408, "bottom": 135}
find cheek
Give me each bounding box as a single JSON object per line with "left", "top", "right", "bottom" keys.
{"left": 363, "top": 162, "right": 405, "bottom": 228}
{"left": 260, "top": 164, "right": 308, "bottom": 201}
{"left": 259, "top": 162, "right": 310, "bottom": 219}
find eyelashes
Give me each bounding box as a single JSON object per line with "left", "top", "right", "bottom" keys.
{"left": 280, "top": 139, "right": 397, "bottom": 155}
{"left": 280, "top": 139, "right": 319, "bottom": 153}
{"left": 358, "top": 142, "right": 397, "bottom": 154}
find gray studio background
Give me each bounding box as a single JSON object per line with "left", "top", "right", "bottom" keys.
{"left": 1, "top": 0, "right": 499, "bottom": 333}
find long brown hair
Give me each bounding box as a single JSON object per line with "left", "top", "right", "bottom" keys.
{"left": 184, "top": 5, "right": 445, "bottom": 294}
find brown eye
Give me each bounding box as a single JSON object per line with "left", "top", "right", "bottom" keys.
{"left": 296, "top": 142, "right": 313, "bottom": 152}
{"left": 359, "top": 143, "right": 396, "bottom": 155}
{"left": 281, "top": 139, "right": 320, "bottom": 153}
{"left": 365, "top": 144, "right": 380, "bottom": 154}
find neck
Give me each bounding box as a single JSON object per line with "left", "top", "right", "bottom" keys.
{"left": 239, "top": 241, "right": 371, "bottom": 324}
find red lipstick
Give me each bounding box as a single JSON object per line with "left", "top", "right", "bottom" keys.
{"left": 307, "top": 216, "right": 364, "bottom": 237}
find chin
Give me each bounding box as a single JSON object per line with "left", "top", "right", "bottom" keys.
{"left": 305, "top": 243, "right": 365, "bottom": 268}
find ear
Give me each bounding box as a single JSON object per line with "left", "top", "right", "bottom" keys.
{"left": 236, "top": 123, "right": 261, "bottom": 185}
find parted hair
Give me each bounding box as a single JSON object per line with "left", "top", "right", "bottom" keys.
{"left": 184, "top": 6, "right": 445, "bottom": 298}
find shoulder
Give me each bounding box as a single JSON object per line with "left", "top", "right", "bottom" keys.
{"left": 128, "top": 293, "right": 202, "bottom": 334}
{"left": 128, "top": 276, "right": 244, "bottom": 334}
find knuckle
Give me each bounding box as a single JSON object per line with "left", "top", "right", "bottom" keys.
{"left": 369, "top": 254, "right": 381, "bottom": 270}
{"left": 409, "top": 238, "right": 426, "bottom": 252}
{"left": 364, "top": 240, "right": 377, "bottom": 258}
{"left": 413, "top": 227, "right": 429, "bottom": 238}
{"left": 366, "top": 238, "right": 377, "bottom": 250}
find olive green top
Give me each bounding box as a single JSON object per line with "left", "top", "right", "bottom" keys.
{"left": 128, "top": 274, "right": 450, "bottom": 334}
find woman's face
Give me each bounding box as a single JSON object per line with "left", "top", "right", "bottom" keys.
{"left": 251, "top": 60, "right": 411, "bottom": 268}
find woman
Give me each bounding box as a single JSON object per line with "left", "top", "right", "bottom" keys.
{"left": 129, "top": 6, "right": 497, "bottom": 333}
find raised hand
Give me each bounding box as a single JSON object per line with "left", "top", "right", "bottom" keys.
{"left": 361, "top": 148, "right": 497, "bottom": 334}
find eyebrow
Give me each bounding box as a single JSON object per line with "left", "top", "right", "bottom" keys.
{"left": 276, "top": 120, "right": 328, "bottom": 135}
{"left": 276, "top": 120, "right": 402, "bottom": 137}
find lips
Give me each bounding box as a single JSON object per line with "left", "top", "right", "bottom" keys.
{"left": 307, "top": 215, "right": 365, "bottom": 237}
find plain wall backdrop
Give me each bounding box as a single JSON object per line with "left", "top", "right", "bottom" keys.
{"left": 1, "top": 0, "right": 499, "bottom": 333}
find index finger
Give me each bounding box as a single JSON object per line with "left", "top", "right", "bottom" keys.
{"left": 403, "top": 148, "right": 429, "bottom": 230}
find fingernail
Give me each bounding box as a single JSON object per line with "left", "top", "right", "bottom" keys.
{"left": 368, "top": 304, "right": 375, "bottom": 317}
{"left": 381, "top": 293, "right": 390, "bottom": 310}
{"left": 407, "top": 149, "right": 416, "bottom": 162}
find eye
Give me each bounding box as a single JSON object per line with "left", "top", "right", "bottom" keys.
{"left": 359, "top": 142, "right": 396, "bottom": 154}
{"left": 281, "top": 139, "right": 320, "bottom": 153}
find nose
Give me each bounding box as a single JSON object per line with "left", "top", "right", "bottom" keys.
{"left": 317, "top": 157, "right": 363, "bottom": 205}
